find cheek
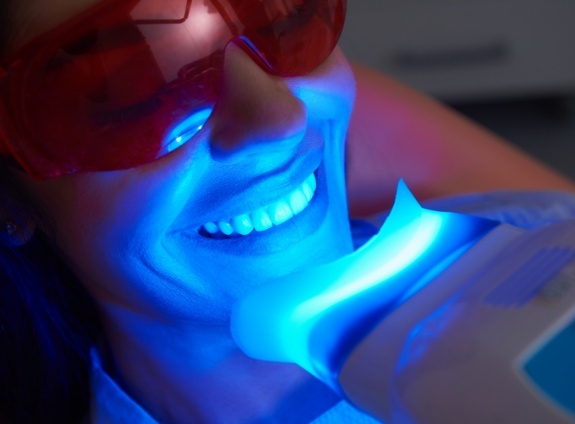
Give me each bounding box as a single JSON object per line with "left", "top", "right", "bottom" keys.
{"left": 287, "top": 47, "right": 356, "bottom": 123}
{"left": 43, "top": 189, "right": 184, "bottom": 314}
{"left": 43, "top": 157, "right": 200, "bottom": 242}
{"left": 23, "top": 171, "right": 186, "bottom": 284}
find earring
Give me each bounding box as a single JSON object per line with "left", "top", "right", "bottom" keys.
{"left": 4, "top": 221, "right": 16, "bottom": 236}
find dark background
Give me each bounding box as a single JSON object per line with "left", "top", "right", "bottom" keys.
{"left": 339, "top": 1, "right": 575, "bottom": 180}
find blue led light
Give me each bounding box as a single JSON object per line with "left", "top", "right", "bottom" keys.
{"left": 293, "top": 213, "right": 442, "bottom": 324}
{"left": 165, "top": 108, "right": 212, "bottom": 153}
{"left": 231, "top": 180, "right": 498, "bottom": 389}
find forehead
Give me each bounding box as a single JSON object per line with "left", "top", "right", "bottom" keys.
{"left": 8, "top": 0, "right": 103, "bottom": 54}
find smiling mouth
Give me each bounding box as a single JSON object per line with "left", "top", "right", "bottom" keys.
{"left": 199, "top": 171, "right": 317, "bottom": 239}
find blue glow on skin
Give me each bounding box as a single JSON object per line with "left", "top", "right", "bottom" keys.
{"left": 19, "top": 46, "right": 358, "bottom": 422}
{"left": 231, "top": 180, "right": 498, "bottom": 389}
{"left": 165, "top": 108, "right": 212, "bottom": 152}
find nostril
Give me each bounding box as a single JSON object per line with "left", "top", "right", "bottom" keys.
{"left": 209, "top": 97, "right": 307, "bottom": 161}
{"left": 209, "top": 127, "right": 307, "bottom": 162}
{"left": 208, "top": 43, "right": 308, "bottom": 162}
{"left": 210, "top": 93, "right": 307, "bottom": 148}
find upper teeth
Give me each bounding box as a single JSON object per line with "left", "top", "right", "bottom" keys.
{"left": 202, "top": 172, "right": 317, "bottom": 237}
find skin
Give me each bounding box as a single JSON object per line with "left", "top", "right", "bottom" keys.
{"left": 8, "top": 0, "right": 355, "bottom": 422}
{"left": 346, "top": 65, "right": 575, "bottom": 217}
{"left": 5, "top": 0, "right": 575, "bottom": 422}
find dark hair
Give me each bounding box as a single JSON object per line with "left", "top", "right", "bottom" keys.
{"left": 0, "top": 165, "right": 101, "bottom": 424}
{"left": 0, "top": 4, "right": 101, "bottom": 423}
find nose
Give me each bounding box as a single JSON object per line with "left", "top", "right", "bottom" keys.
{"left": 208, "top": 42, "right": 308, "bottom": 162}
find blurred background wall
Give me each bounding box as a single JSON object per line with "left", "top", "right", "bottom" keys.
{"left": 339, "top": 0, "right": 575, "bottom": 179}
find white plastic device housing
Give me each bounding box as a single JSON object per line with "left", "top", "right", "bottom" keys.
{"left": 339, "top": 221, "right": 575, "bottom": 423}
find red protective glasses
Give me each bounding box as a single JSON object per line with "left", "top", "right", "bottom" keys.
{"left": 0, "top": 0, "right": 346, "bottom": 179}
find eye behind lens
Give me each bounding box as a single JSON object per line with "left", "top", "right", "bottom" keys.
{"left": 164, "top": 107, "right": 213, "bottom": 153}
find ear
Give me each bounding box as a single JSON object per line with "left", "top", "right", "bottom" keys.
{"left": 0, "top": 210, "right": 36, "bottom": 247}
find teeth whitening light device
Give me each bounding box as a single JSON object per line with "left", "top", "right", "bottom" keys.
{"left": 232, "top": 181, "right": 575, "bottom": 423}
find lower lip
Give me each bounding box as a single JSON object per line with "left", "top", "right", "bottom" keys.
{"left": 179, "top": 164, "right": 330, "bottom": 256}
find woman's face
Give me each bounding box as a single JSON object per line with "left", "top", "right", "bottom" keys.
{"left": 10, "top": 0, "right": 356, "bottom": 323}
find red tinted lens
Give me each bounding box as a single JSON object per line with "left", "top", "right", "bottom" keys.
{"left": 0, "top": 0, "right": 346, "bottom": 179}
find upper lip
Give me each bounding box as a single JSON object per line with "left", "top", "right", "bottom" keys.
{"left": 171, "top": 140, "right": 323, "bottom": 234}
